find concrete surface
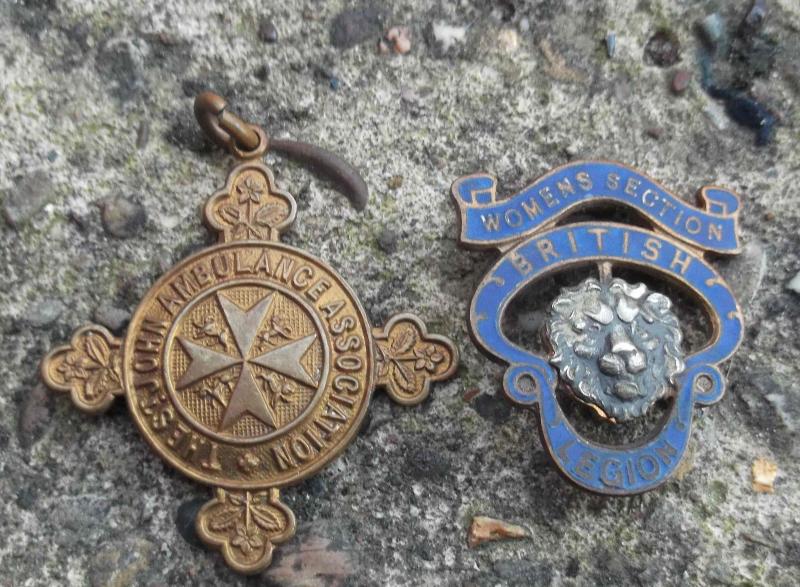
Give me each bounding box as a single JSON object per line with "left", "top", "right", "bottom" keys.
{"left": 1, "top": 0, "right": 799, "bottom": 585}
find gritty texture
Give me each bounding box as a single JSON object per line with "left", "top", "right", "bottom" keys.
{"left": 1, "top": 1, "right": 799, "bottom": 586}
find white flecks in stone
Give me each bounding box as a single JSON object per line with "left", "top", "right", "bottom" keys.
{"left": 719, "top": 240, "right": 768, "bottom": 306}
{"left": 765, "top": 393, "right": 796, "bottom": 433}
{"left": 496, "top": 28, "right": 520, "bottom": 53}
{"left": 787, "top": 270, "right": 800, "bottom": 293}
{"left": 704, "top": 101, "right": 730, "bottom": 130}
{"left": 156, "top": 213, "right": 184, "bottom": 230}
{"left": 432, "top": 23, "right": 467, "bottom": 52}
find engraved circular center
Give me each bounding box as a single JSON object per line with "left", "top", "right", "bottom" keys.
{"left": 163, "top": 281, "right": 328, "bottom": 444}
{"left": 125, "top": 242, "right": 374, "bottom": 489}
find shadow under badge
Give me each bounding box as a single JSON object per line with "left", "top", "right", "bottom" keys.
{"left": 40, "top": 93, "right": 458, "bottom": 574}
{"left": 451, "top": 161, "right": 744, "bottom": 495}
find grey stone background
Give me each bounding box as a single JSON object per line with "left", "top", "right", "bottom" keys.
{"left": 1, "top": 0, "right": 799, "bottom": 585}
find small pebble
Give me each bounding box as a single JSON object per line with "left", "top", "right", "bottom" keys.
{"left": 253, "top": 63, "right": 270, "bottom": 80}
{"left": 93, "top": 303, "right": 131, "bottom": 333}
{"left": 257, "top": 18, "right": 278, "bottom": 44}
{"left": 387, "top": 175, "right": 404, "bottom": 189}
{"left": 699, "top": 13, "right": 725, "bottom": 50}
{"left": 25, "top": 299, "right": 65, "bottom": 329}
{"left": 376, "top": 228, "right": 399, "bottom": 254}
{"left": 786, "top": 270, "right": 800, "bottom": 294}
{"left": 136, "top": 119, "right": 149, "bottom": 150}
{"left": 264, "top": 524, "right": 355, "bottom": 582}
{"left": 704, "top": 101, "right": 729, "bottom": 130}
{"left": 563, "top": 143, "right": 581, "bottom": 159}
{"left": 752, "top": 458, "right": 778, "bottom": 493}
{"left": 671, "top": 69, "right": 692, "bottom": 94}
{"left": 2, "top": 170, "right": 55, "bottom": 228}
{"left": 496, "top": 28, "right": 519, "bottom": 53}
{"left": 743, "top": 0, "right": 767, "bottom": 31}
{"left": 467, "top": 516, "right": 527, "bottom": 548}
{"left": 101, "top": 196, "right": 146, "bottom": 239}
{"left": 519, "top": 17, "right": 530, "bottom": 33}
{"left": 88, "top": 538, "right": 154, "bottom": 587}
{"left": 17, "top": 383, "right": 53, "bottom": 450}
{"left": 384, "top": 26, "right": 412, "bottom": 55}
{"left": 644, "top": 29, "right": 680, "bottom": 67}
{"left": 463, "top": 388, "right": 481, "bottom": 402}
{"left": 431, "top": 22, "right": 467, "bottom": 52}
{"left": 605, "top": 32, "right": 616, "bottom": 58}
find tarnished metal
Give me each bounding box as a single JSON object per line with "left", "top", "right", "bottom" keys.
{"left": 194, "top": 91, "right": 369, "bottom": 210}
{"left": 41, "top": 95, "right": 458, "bottom": 574}
{"left": 269, "top": 137, "right": 370, "bottom": 211}
{"left": 452, "top": 160, "right": 744, "bottom": 495}
{"left": 194, "top": 91, "right": 265, "bottom": 156}
{"left": 546, "top": 276, "right": 685, "bottom": 422}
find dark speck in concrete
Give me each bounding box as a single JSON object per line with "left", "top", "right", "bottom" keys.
{"left": 376, "top": 228, "right": 399, "bottom": 254}
{"left": 95, "top": 39, "right": 145, "bottom": 102}
{"left": 101, "top": 196, "right": 146, "bottom": 239}
{"left": 330, "top": 7, "right": 385, "bottom": 49}
{"left": 472, "top": 393, "right": 513, "bottom": 423}
{"left": 17, "top": 383, "right": 53, "bottom": 450}
{"left": 258, "top": 18, "right": 279, "bottom": 44}
{"left": 644, "top": 29, "right": 681, "bottom": 67}
{"left": 3, "top": 171, "right": 55, "bottom": 228}
{"left": 175, "top": 497, "right": 208, "bottom": 549}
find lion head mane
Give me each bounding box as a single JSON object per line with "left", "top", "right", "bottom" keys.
{"left": 546, "top": 277, "right": 685, "bottom": 421}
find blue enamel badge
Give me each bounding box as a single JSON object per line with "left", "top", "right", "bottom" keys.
{"left": 452, "top": 161, "right": 744, "bottom": 495}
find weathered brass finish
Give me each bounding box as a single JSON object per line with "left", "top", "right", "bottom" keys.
{"left": 41, "top": 96, "right": 457, "bottom": 573}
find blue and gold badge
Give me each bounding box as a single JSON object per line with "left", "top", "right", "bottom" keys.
{"left": 452, "top": 161, "right": 743, "bottom": 495}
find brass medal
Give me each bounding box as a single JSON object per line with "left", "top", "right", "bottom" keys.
{"left": 41, "top": 94, "right": 458, "bottom": 573}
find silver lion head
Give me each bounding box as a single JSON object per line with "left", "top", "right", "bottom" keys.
{"left": 546, "top": 276, "right": 685, "bottom": 421}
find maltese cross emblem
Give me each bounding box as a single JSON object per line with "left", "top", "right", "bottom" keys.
{"left": 177, "top": 292, "right": 318, "bottom": 431}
